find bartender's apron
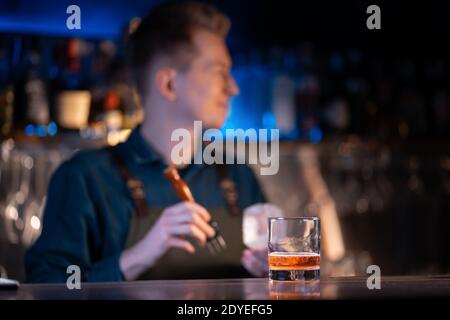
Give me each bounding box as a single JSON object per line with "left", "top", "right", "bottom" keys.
{"left": 108, "top": 147, "right": 245, "bottom": 280}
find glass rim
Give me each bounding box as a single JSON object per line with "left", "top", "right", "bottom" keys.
{"left": 268, "top": 216, "right": 320, "bottom": 221}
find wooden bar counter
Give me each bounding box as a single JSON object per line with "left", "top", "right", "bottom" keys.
{"left": 2, "top": 275, "right": 450, "bottom": 300}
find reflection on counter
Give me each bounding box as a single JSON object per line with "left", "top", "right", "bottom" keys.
{"left": 269, "top": 280, "right": 320, "bottom": 300}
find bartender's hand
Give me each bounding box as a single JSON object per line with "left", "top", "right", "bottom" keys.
{"left": 241, "top": 248, "right": 269, "bottom": 277}
{"left": 119, "top": 201, "right": 216, "bottom": 280}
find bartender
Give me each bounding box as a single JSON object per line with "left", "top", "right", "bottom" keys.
{"left": 25, "top": 1, "right": 268, "bottom": 282}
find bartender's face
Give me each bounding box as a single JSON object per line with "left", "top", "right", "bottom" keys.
{"left": 174, "top": 28, "right": 239, "bottom": 129}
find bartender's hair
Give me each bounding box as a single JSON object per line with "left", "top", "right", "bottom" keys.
{"left": 127, "top": 1, "right": 231, "bottom": 97}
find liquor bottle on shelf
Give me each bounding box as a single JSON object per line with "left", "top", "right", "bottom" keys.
{"left": 102, "top": 88, "right": 123, "bottom": 133}
{"left": 24, "top": 43, "right": 50, "bottom": 137}
{"left": 0, "top": 37, "right": 14, "bottom": 138}
{"left": 52, "top": 38, "right": 91, "bottom": 131}
{"left": 271, "top": 51, "right": 297, "bottom": 138}
{"left": 0, "top": 85, "right": 14, "bottom": 138}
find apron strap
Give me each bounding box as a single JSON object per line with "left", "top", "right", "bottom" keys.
{"left": 107, "top": 145, "right": 241, "bottom": 218}
{"left": 106, "top": 146, "right": 148, "bottom": 217}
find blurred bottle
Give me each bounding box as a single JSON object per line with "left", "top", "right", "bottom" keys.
{"left": 102, "top": 89, "right": 123, "bottom": 133}
{"left": 295, "top": 75, "right": 321, "bottom": 142}
{"left": 0, "top": 37, "right": 14, "bottom": 138}
{"left": 52, "top": 38, "right": 91, "bottom": 130}
{"left": 270, "top": 48, "right": 297, "bottom": 139}
{"left": 24, "top": 43, "right": 50, "bottom": 127}
{"left": 89, "top": 39, "right": 141, "bottom": 135}
{"left": 0, "top": 85, "right": 14, "bottom": 138}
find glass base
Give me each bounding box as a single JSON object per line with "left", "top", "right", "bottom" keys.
{"left": 269, "top": 269, "right": 320, "bottom": 281}
{"left": 269, "top": 279, "right": 320, "bottom": 300}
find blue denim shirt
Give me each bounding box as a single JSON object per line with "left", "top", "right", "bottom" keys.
{"left": 25, "top": 127, "right": 265, "bottom": 283}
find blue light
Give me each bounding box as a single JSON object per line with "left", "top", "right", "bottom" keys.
{"left": 47, "top": 122, "right": 58, "bottom": 136}
{"left": 309, "top": 127, "right": 323, "bottom": 144}
{"left": 25, "top": 124, "right": 35, "bottom": 137}
{"left": 37, "top": 125, "right": 47, "bottom": 137}
{"left": 0, "top": 1, "right": 160, "bottom": 39}
{"left": 262, "top": 111, "right": 276, "bottom": 129}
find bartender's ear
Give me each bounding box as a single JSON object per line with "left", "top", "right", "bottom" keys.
{"left": 155, "top": 67, "right": 177, "bottom": 102}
